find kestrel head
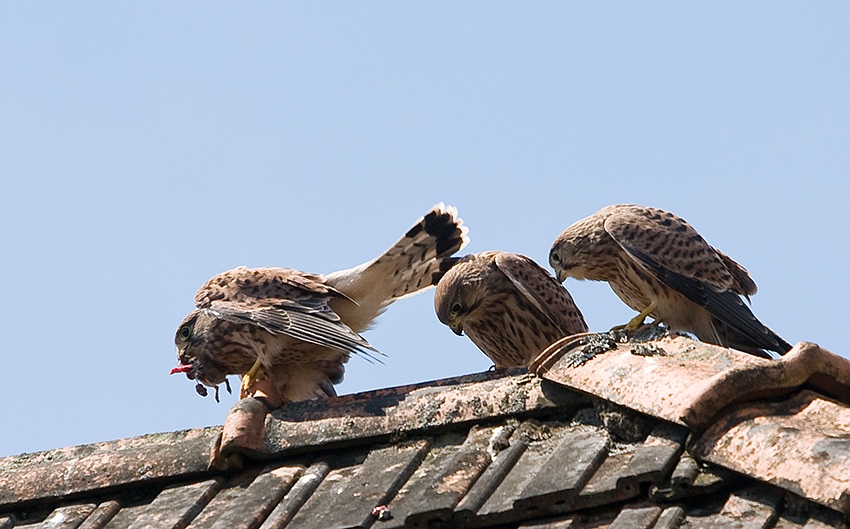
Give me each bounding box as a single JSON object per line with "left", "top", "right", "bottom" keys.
{"left": 171, "top": 309, "right": 233, "bottom": 393}
{"left": 549, "top": 227, "right": 601, "bottom": 283}
{"left": 550, "top": 206, "right": 619, "bottom": 283}
{"left": 433, "top": 254, "right": 491, "bottom": 336}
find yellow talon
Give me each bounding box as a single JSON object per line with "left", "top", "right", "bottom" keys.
{"left": 611, "top": 303, "right": 657, "bottom": 332}
{"left": 240, "top": 359, "right": 266, "bottom": 399}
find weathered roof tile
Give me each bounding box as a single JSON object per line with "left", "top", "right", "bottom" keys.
{"left": 609, "top": 504, "right": 664, "bottom": 529}
{"left": 39, "top": 503, "right": 97, "bottom": 529}
{"left": 187, "top": 463, "right": 304, "bottom": 529}
{"left": 652, "top": 506, "right": 686, "bottom": 529}
{"left": 695, "top": 389, "right": 850, "bottom": 515}
{"left": 0, "top": 428, "right": 218, "bottom": 510}
{"left": 3, "top": 343, "right": 850, "bottom": 529}
{"left": 533, "top": 333, "right": 850, "bottom": 429}
{"left": 77, "top": 500, "right": 121, "bottom": 529}
{"left": 541, "top": 422, "right": 683, "bottom": 514}
{"left": 714, "top": 486, "right": 784, "bottom": 529}
{"left": 286, "top": 440, "right": 428, "bottom": 529}
{"left": 104, "top": 479, "right": 219, "bottom": 529}
{"left": 220, "top": 370, "right": 586, "bottom": 462}
{"left": 468, "top": 420, "right": 612, "bottom": 526}
{"left": 649, "top": 453, "right": 736, "bottom": 502}
{"left": 453, "top": 421, "right": 530, "bottom": 518}
{"left": 622, "top": 423, "right": 686, "bottom": 485}
{"left": 517, "top": 424, "right": 609, "bottom": 506}
{"left": 578, "top": 448, "right": 644, "bottom": 508}
{"left": 258, "top": 461, "right": 330, "bottom": 529}
{"left": 382, "top": 425, "right": 504, "bottom": 528}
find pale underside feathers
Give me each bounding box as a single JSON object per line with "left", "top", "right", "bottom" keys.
{"left": 173, "top": 203, "right": 468, "bottom": 404}
{"left": 550, "top": 204, "right": 791, "bottom": 357}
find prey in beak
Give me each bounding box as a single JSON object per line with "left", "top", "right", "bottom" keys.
{"left": 169, "top": 362, "right": 231, "bottom": 402}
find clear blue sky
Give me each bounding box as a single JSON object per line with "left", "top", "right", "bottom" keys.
{"left": 1, "top": 3, "right": 848, "bottom": 458}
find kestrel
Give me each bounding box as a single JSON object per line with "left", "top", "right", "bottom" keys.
{"left": 171, "top": 204, "right": 469, "bottom": 405}
{"left": 433, "top": 251, "right": 589, "bottom": 368}
{"left": 549, "top": 204, "right": 791, "bottom": 357}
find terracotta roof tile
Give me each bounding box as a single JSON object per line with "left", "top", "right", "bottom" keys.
{"left": 532, "top": 332, "right": 850, "bottom": 429}
{"left": 288, "top": 440, "right": 429, "bottom": 529}
{"left": 649, "top": 453, "right": 736, "bottom": 502}
{"left": 258, "top": 461, "right": 330, "bottom": 529}
{"left": 534, "top": 331, "right": 850, "bottom": 519}
{"left": 694, "top": 389, "right": 850, "bottom": 515}
{"left": 189, "top": 464, "right": 303, "bottom": 529}
{"left": 470, "top": 422, "right": 606, "bottom": 524}
{"left": 5, "top": 504, "right": 96, "bottom": 529}
{"left": 453, "top": 421, "right": 530, "bottom": 516}
{"left": 104, "top": 479, "right": 220, "bottom": 529}
{"left": 608, "top": 504, "right": 665, "bottom": 529}
{"left": 652, "top": 506, "right": 687, "bottom": 528}
{"left": 381, "top": 425, "right": 500, "bottom": 528}
{"left": 37, "top": 503, "right": 97, "bottom": 529}
{"left": 218, "top": 369, "right": 586, "bottom": 462}
{"left": 76, "top": 501, "right": 120, "bottom": 529}
{"left": 579, "top": 422, "right": 685, "bottom": 506}
{"left": 2, "top": 340, "right": 849, "bottom": 528}
{"left": 0, "top": 428, "right": 218, "bottom": 509}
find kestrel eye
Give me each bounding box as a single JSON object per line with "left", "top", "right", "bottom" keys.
{"left": 450, "top": 303, "right": 463, "bottom": 316}
{"left": 179, "top": 325, "right": 192, "bottom": 340}
{"left": 550, "top": 251, "right": 561, "bottom": 265}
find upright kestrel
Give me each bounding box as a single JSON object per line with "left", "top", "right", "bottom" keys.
{"left": 549, "top": 204, "right": 791, "bottom": 357}
{"left": 433, "top": 251, "right": 589, "bottom": 368}
{"left": 171, "top": 204, "right": 469, "bottom": 405}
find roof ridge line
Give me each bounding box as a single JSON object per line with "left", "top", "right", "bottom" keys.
{"left": 216, "top": 369, "right": 587, "bottom": 465}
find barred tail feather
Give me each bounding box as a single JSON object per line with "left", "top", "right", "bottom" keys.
{"left": 325, "top": 203, "right": 469, "bottom": 331}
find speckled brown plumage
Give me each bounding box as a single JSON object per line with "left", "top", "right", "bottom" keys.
{"left": 549, "top": 204, "right": 790, "bottom": 357}
{"left": 434, "top": 251, "right": 588, "bottom": 368}
{"left": 173, "top": 203, "right": 469, "bottom": 404}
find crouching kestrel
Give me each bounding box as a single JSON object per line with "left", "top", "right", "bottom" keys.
{"left": 549, "top": 204, "right": 791, "bottom": 357}
{"left": 171, "top": 204, "right": 469, "bottom": 405}
{"left": 434, "top": 251, "right": 588, "bottom": 368}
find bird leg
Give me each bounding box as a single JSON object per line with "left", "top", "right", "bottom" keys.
{"left": 240, "top": 359, "right": 266, "bottom": 399}
{"left": 612, "top": 303, "right": 657, "bottom": 332}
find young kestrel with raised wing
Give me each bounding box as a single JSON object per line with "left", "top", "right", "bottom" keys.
{"left": 549, "top": 204, "right": 791, "bottom": 357}
{"left": 171, "top": 204, "right": 469, "bottom": 405}
{"left": 433, "top": 251, "right": 588, "bottom": 368}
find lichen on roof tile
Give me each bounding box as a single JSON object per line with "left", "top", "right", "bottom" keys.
{"left": 534, "top": 334, "right": 850, "bottom": 430}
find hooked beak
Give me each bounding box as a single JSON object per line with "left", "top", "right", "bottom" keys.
{"left": 556, "top": 268, "right": 568, "bottom": 283}
{"left": 450, "top": 322, "right": 464, "bottom": 336}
